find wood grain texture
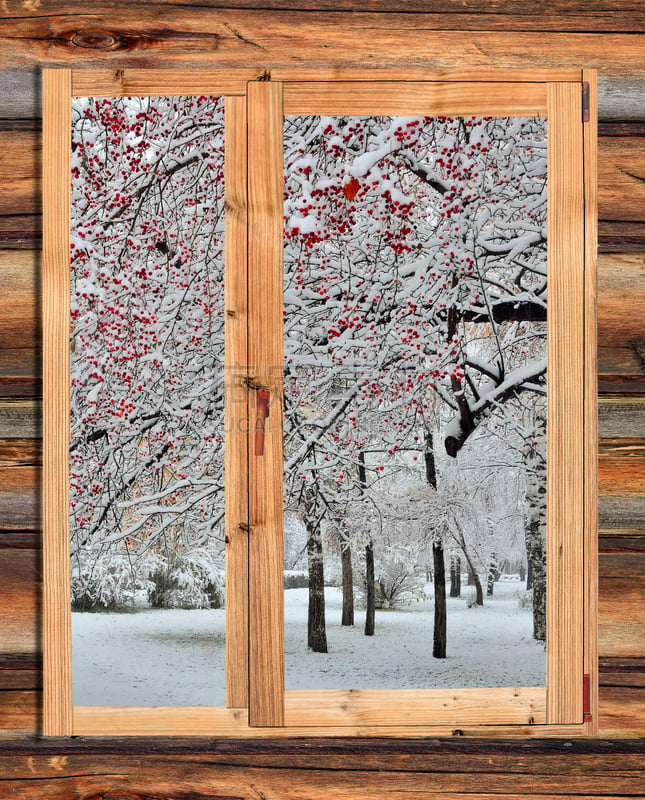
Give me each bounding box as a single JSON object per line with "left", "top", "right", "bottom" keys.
{"left": 599, "top": 221, "right": 645, "bottom": 254}
{"left": 73, "top": 68, "right": 256, "bottom": 97}
{"left": 0, "top": 400, "right": 40, "bottom": 440}
{"left": 583, "top": 67, "right": 598, "bottom": 734}
{"left": 0, "top": 0, "right": 638, "bottom": 753}
{"left": 224, "top": 95, "right": 249, "bottom": 710}
{"left": 0, "top": 466, "right": 39, "bottom": 530}
{"left": 283, "top": 688, "right": 546, "bottom": 727}
{"left": 41, "top": 68, "right": 72, "bottom": 736}
{"left": 598, "top": 441, "right": 645, "bottom": 532}
{"left": 1, "top": 739, "right": 645, "bottom": 794}
{"left": 283, "top": 81, "right": 548, "bottom": 116}
{"left": 3, "top": 73, "right": 642, "bottom": 124}
{"left": 599, "top": 554, "right": 645, "bottom": 658}
{"left": 0, "top": 439, "right": 41, "bottom": 466}
{"left": 0, "top": 12, "right": 643, "bottom": 82}
{"left": 598, "top": 684, "right": 645, "bottom": 737}
{"left": 599, "top": 138, "right": 645, "bottom": 223}
{"left": 546, "top": 81, "right": 585, "bottom": 725}
{"left": 0, "top": 128, "right": 39, "bottom": 215}
{"left": 247, "top": 80, "right": 285, "bottom": 727}
{"left": 0, "top": 548, "right": 40, "bottom": 656}
{"left": 598, "top": 254, "right": 645, "bottom": 380}
{"left": 0, "top": 251, "right": 39, "bottom": 384}
{"left": 2, "top": 0, "right": 645, "bottom": 28}
{"left": 599, "top": 397, "right": 645, "bottom": 439}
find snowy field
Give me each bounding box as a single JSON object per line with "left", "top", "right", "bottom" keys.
{"left": 72, "top": 577, "right": 544, "bottom": 706}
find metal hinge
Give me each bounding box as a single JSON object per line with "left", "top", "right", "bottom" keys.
{"left": 582, "top": 81, "right": 590, "bottom": 123}
{"left": 583, "top": 673, "right": 592, "bottom": 721}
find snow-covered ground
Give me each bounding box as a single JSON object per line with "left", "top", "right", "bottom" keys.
{"left": 72, "top": 576, "right": 544, "bottom": 706}
{"left": 285, "top": 578, "right": 545, "bottom": 691}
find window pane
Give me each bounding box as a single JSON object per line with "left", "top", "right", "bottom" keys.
{"left": 283, "top": 115, "right": 547, "bottom": 690}
{"left": 70, "top": 96, "right": 226, "bottom": 706}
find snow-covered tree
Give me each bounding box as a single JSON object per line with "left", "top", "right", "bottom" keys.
{"left": 283, "top": 113, "right": 547, "bottom": 650}
{"left": 70, "top": 96, "right": 226, "bottom": 607}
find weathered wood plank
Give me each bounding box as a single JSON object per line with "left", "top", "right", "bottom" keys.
{"left": 598, "top": 685, "right": 645, "bottom": 737}
{"left": 599, "top": 397, "right": 645, "bottom": 439}
{"left": 599, "top": 553, "right": 645, "bottom": 658}
{"left": 0, "top": 401, "right": 41, "bottom": 465}
{"left": 0, "top": 376, "right": 41, "bottom": 399}
{"left": 0, "top": 547, "right": 40, "bottom": 656}
{"left": 1, "top": 729, "right": 644, "bottom": 757}
{"left": 0, "top": 466, "right": 39, "bottom": 530}
{"left": 0, "top": 400, "right": 40, "bottom": 439}
{"left": 0, "top": 690, "right": 38, "bottom": 739}
{"left": 598, "top": 254, "right": 645, "bottom": 384}
{"left": 2, "top": 0, "right": 645, "bottom": 20}
{"left": 0, "top": 744, "right": 643, "bottom": 795}
{"left": 0, "top": 214, "right": 41, "bottom": 250}
{"left": 0, "top": 14, "right": 641, "bottom": 76}
{"left": 598, "top": 438, "right": 645, "bottom": 531}
{"left": 599, "top": 441, "right": 645, "bottom": 496}
{"left": 0, "top": 248, "right": 41, "bottom": 398}
{"left": 600, "top": 658, "right": 645, "bottom": 687}
{"left": 599, "top": 221, "right": 645, "bottom": 253}
{"left": 599, "top": 536, "right": 645, "bottom": 553}
{"left": 0, "top": 129, "right": 39, "bottom": 215}
{"left": 0, "top": 439, "right": 41, "bottom": 466}
{"left": 0, "top": 250, "right": 39, "bottom": 353}
{"left": 0, "top": 17, "right": 641, "bottom": 84}
{"left": 599, "top": 138, "right": 645, "bottom": 223}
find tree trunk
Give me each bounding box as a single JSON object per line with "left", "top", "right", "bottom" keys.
{"left": 425, "top": 431, "right": 446, "bottom": 658}
{"left": 467, "top": 564, "right": 476, "bottom": 585}
{"left": 358, "top": 451, "right": 375, "bottom": 637}
{"left": 364, "top": 540, "right": 375, "bottom": 636}
{"left": 472, "top": 571, "right": 484, "bottom": 605}
{"left": 340, "top": 542, "right": 354, "bottom": 626}
{"left": 432, "top": 542, "right": 447, "bottom": 658}
{"left": 450, "top": 554, "right": 461, "bottom": 597}
{"left": 306, "top": 521, "right": 328, "bottom": 653}
{"left": 529, "top": 517, "right": 546, "bottom": 641}
{"left": 524, "top": 409, "right": 547, "bottom": 642}
{"left": 487, "top": 555, "right": 500, "bottom": 597}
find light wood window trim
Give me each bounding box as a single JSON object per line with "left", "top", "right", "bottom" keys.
{"left": 247, "top": 81, "right": 286, "bottom": 727}
{"left": 45, "top": 69, "right": 596, "bottom": 737}
{"left": 283, "top": 81, "right": 548, "bottom": 116}
{"left": 261, "top": 76, "right": 593, "bottom": 730}
{"left": 43, "top": 67, "right": 73, "bottom": 737}
{"left": 44, "top": 69, "right": 251, "bottom": 735}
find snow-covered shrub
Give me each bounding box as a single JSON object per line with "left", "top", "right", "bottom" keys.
{"left": 147, "top": 547, "right": 224, "bottom": 609}
{"left": 71, "top": 549, "right": 137, "bottom": 611}
{"left": 284, "top": 570, "right": 309, "bottom": 589}
{"left": 516, "top": 589, "right": 533, "bottom": 610}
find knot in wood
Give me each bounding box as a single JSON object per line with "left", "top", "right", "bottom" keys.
{"left": 71, "top": 30, "right": 121, "bottom": 50}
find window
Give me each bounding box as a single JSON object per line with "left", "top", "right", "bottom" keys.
{"left": 44, "top": 68, "right": 597, "bottom": 736}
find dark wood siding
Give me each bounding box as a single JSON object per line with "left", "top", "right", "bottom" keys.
{"left": 0, "top": 3, "right": 643, "bottom": 795}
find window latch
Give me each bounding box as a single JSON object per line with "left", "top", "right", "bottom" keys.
{"left": 254, "top": 389, "right": 270, "bottom": 456}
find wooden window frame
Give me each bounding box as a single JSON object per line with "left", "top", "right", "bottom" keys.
{"left": 43, "top": 67, "right": 597, "bottom": 738}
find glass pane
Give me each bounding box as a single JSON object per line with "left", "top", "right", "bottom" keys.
{"left": 70, "top": 96, "right": 226, "bottom": 705}
{"left": 283, "top": 115, "right": 547, "bottom": 690}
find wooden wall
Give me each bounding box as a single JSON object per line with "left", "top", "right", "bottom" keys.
{"left": 0, "top": 3, "right": 643, "bottom": 796}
